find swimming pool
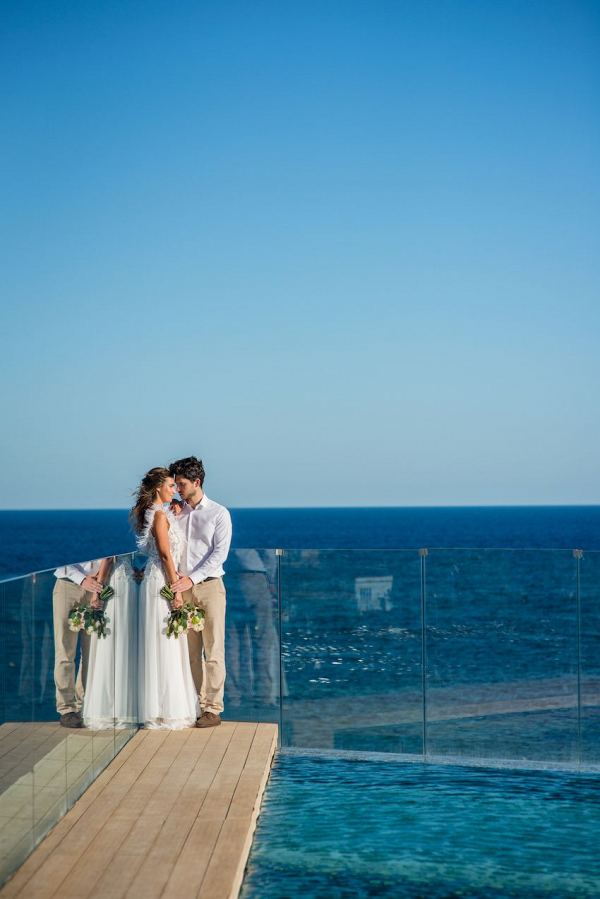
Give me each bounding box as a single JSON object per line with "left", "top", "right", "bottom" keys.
{"left": 241, "top": 753, "right": 600, "bottom": 898}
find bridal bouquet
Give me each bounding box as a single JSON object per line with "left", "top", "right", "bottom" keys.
{"left": 68, "top": 585, "right": 113, "bottom": 638}
{"left": 160, "top": 586, "right": 205, "bottom": 638}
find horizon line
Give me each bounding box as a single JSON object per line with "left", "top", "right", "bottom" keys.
{"left": 1, "top": 503, "right": 600, "bottom": 512}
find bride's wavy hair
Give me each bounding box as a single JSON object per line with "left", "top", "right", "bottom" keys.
{"left": 130, "top": 467, "right": 171, "bottom": 533}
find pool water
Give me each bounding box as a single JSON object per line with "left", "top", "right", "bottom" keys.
{"left": 241, "top": 754, "right": 600, "bottom": 898}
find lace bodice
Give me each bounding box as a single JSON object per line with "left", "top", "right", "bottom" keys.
{"left": 136, "top": 505, "right": 185, "bottom": 568}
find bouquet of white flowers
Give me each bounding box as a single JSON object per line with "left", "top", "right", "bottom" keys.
{"left": 68, "top": 606, "right": 86, "bottom": 632}
{"left": 160, "top": 586, "right": 205, "bottom": 638}
{"left": 188, "top": 608, "right": 204, "bottom": 631}
{"left": 68, "top": 585, "right": 113, "bottom": 638}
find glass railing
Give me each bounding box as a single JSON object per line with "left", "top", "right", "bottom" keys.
{"left": 224, "top": 550, "right": 280, "bottom": 721}
{"left": 1, "top": 545, "right": 598, "bottom": 885}
{"left": 0, "top": 554, "right": 138, "bottom": 886}
{"left": 279, "top": 548, "right": 600, "bottom": 768}
{"left": 580, "top": 550, "right": 600, "bottom": 764}
{"left": 279, "top": 549, "right": 423, "bottom": 752}
{"left": 423, "top": 549, "right": 579, "bottom": 763}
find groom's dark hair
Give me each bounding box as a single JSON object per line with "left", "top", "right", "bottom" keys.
{"left": 169, "top": 456, "right": 205, "bottom": 486}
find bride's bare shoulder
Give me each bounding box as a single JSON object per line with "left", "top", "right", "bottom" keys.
{"left": 152, "top": 509, "right": 170, "bottom": 530}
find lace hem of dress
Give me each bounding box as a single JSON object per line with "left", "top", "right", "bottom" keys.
{"left": 142, "top": 717, "right": 197, "bottom": 731}
{"left": 83, "top": 716, "right": 138, "bottom": 730}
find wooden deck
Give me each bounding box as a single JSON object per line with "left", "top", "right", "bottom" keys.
{"left": 0, "top": 722, "right": 278, "bottom": 899}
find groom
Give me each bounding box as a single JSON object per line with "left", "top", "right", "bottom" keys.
{"left": 169, "top": 456, "right": 232, "bottom": 728}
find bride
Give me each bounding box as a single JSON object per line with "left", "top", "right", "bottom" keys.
{"left": 131, "top": 467, "right": 199, "bottom": 729}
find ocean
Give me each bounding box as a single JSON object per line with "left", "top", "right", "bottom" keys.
{"left": 1, "top": 506, "right": 600, "bottom": 579}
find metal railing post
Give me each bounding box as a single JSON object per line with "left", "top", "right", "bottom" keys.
{"left": 420, "top": 548, "right": 428, "bottom": 759}
{"left": 574, "top": 549, "right": 583, "bottom": 766}
{"left": 276, "top": 549, "right": 284, "bottom": 748}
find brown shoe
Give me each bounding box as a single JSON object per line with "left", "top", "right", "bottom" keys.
{"left": 60, "top": 712, "right": 83, "bottom": 728}
{"left": 196, "top": 712, "right": 221, "bottom": 728}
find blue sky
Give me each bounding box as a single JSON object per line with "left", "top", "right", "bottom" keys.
{"left": 1, "top": 0, "right": 598, "bottom": 508}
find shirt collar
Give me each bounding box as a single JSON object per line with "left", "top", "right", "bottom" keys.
{"left": 184, "top": 494, "right": 208, "bottom": 512}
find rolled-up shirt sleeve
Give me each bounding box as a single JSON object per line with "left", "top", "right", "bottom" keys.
{"left": 54, "top": 560, "right": 101, "bottom": 586}
{"left": 189, "top": 509, "right": 232, "bottom": 585}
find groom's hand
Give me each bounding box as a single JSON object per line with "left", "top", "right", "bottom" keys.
{"left": 171, "top": 575, "right": 193, "bottom": 594}
{"left": 82, "top": 576, "right": 102, "bottom": 594}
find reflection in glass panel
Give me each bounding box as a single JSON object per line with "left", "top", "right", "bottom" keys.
{"left": 0, "top": 576, "right": 34, "bottom": 884}
{"left": 424, "top": 549, "right": 579, "bottom": 764}
{"left": 32, "top": 570, "right": 68, "bottom": 845}
{"left": 52, "top": 556, "right": 102, "bottom": 807}
{"left": 280, "top": 550, "right": 422, "bottom": 753}
{"left": 82, "top": 555, "right": 138, "bottom": 731}
{"left": 223, "top": 550, "right": 280, "bottom": 722}
{"left": 580, "top": 550, "right": 600, "bottom": 765}
{"left": 61, "top": 553, "right": 136, "bottom": 799}
{"left": 83, "top": 554, "right": 138, "bottom": 770}
{"left": 113, "top": 553, "right": 139, "bottom": 749}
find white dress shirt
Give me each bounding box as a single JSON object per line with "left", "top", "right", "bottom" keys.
{"left": 54, "top": 559, "right": 103, "bottom": 586}
{"left": 233, "top": 549, "right": 277, "bottom": 580}
{"left": 175, "top": 495, "right": 232, "bottom": 585}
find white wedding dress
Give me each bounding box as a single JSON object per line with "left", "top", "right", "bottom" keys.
{"left": 137, "top": 505, "right": 199, "bottom": 729}
{"left": 83, "top": 555, "right": 138, "bottom": 730}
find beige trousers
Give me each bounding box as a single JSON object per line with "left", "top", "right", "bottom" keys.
{"left": 52, "top": 579, "right": 90, "bottom": 715}
{"left": 185, "top": 577, "right": 226, "bottom": 715}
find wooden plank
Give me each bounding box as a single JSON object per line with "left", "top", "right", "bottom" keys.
{"left": 0, "top": 724, "right": 48, "bottom": 764}
{"left": 85, "top": 729, "right": 215, "bottom": 899}
{"left": 0, "top": 725, "right": 24, "bottom": 743}
{"left": 201, "top": 724, "right": 277, "bottom": 899}
{"left": 122, "top": 726, "right": 234, "bottom": 899}
{"left": 160, "top": 724, "right": 258, "bottom": 899}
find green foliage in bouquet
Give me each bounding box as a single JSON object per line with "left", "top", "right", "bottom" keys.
{"left": 67, "top": 584, "right": 113, "bottom": 639}
{"left": 161, "top": 585, "right": 205, "bottom": 639}
{"left": 166, "top": 605, "right": 191, "bottom": 638}
{"left": 68, "top": 605, "right": 86, "bottom": 632}
{"left": 98, "top": 585, "right": 115, "bottom": 603}
{"left": 84, "top": 606, "right": 109, "bottom": 638}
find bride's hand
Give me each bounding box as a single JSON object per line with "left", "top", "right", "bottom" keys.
{"left": 167, "top": 574, "right": 183, "bottom": 609}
